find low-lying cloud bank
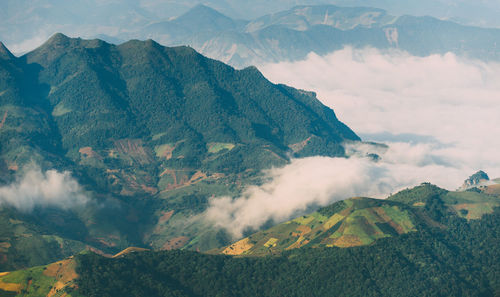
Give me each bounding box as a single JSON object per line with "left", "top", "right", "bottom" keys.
{"left": 204, "top": 142, "right": 467, "bottom": 238}
{"left": 0, "top": 167, "right": 88, "bottom": 212}
{"left": 203, "top": 47, "right": 500, "bottom": 237}
{"left": 259, "top": 47, "right": 500, "bottom": 178}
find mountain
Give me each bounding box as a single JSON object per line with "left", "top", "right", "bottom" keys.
{"left": 1, "top": 183, "right": 498, "bottom": 296}
{"left": 245, "top": 5, "right": 393, "bottom": 32}
{"left": 218, "top": 183, "right": 500, "bottom": 256}
{"left": 172, "top": 4, "right": 245, "bottom": 33}
{"left": 124, "top": 4, "right": 500, "bottom": 68}
{"left": 0, "top": 43, "right": 14, "bottom": 61}
{"left": 459, "top": 170, "right": 491, "bottom": 191}
{"left": 0, "top": 34, "right": 359, "bottom": 270}
{"left": 0, "top": 256, "right": 79, "bottom": 297}
{"left": 2, "top": 1, "right": 500, "bottom": 54}
{"left": 328, "top": 0, "right": 500, "bottom": 28}
{"left": 3, "top": 3, "right": 500, "bottom": 66}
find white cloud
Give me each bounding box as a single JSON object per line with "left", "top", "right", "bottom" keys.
{"left": 202, "top": 47, "right": 500, "bottom": 237}
{"left": 204, "top": 143, "right": 466, "bottom": 238}
{"left": 259, "top": 47, "right": 500, "bottom": 178}
{"left": 0, "top": 166, "right": 88, "bottom": 212}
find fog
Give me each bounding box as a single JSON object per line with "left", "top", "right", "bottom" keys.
{"left": 204, "top": 143, "right": 467, "bottom": 238}
{"left": 0, "top": 166, "right": 88, "bottom": 212}
{"left": 260, "top": 47, "right": 500, "bottom": 179}
{"left": 203, "top": 47, "right": 500, "bottom": 237}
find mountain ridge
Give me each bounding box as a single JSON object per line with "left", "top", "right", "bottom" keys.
{"left": 172, "top": 4, "right": 244, "bottom": 32}
{"left": 0, "top": 42, "right": 14, "bottom": 60}
{"left": 1, "top": 182, "right": 498, "bottom": 296}
{"left": 0, "top": 34, "right": 359, "bottom": 270}
{"left": 217, "top": 182, "right": 500, "bottom": 256}
{"left": 126, "top": 4, "right": 500, "bottom": 67}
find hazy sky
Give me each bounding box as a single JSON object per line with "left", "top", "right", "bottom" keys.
{"left": 1, "top": 0, "right": 499, "bottom": 54}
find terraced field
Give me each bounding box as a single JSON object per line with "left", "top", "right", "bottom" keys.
{"left": 220, "top": 183, "right": 500, "bottom": 256}
{"left": 221, "top": 197, "right": 417, "bottom": 256}
{"left": 0, "top": 257, "right": 78, "bottom": 297}
{"left": 443, "top": 191, "right": 500, "bottom": 220}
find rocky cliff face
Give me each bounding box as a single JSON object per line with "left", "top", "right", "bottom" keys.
{"left": 459, "top": 170, "right": 490, "bottom": 191}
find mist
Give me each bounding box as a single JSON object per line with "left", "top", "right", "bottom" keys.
{"left": 0, "top": 166, "right": 88, "bottom": 212}
{"left": 204, "top": 142, "right": 468, "bottom": 238}
{"left": 203, "top": 47, "right": 500, "bottom": 237}
{"left": 260, "top": 47, "right": 500, "bottom": 179}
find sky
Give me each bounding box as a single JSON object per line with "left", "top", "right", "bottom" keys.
{"left": 202, "top": 47, "right": 500, "bottom": 237}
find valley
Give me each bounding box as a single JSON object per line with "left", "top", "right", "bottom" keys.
{"left": 1, "top": 2, "right": 499, "bottom": 296}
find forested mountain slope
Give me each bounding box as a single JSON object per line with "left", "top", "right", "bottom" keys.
{"left": 0, "top": 34, "right": 358, "bottom": 270}
{"left": 1, "top": 183, "right": 498, "bottom": 297}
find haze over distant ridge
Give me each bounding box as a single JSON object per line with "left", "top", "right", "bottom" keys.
{"left": 2, "top": 1, "right": 500, "bottom": 66}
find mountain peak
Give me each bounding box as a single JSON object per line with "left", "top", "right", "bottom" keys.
{"left": 177, "top": 4, "right": 228, "bottom": 20}
{"left": 190, "top": 3, "right": 219, "bottom": 13}
{"left": 45, "top": 33, "right": 71, "bottom": 46}
{"left": 0, "top": 41, "right": 15, "bottom": 60}
{"left": 42, "top": 33, "right": 115, "bottom": 50}
{"left": 459, "top": 170, "right": 490, "bottom": 191}
{"left": 174, "top": 4, "right": 237, "bottom": 32}
{"left": 28, "top": 33, "right": 112, "bottom": 66}
{"left": 471, "top": 170, "right": 489, "bottom": 181}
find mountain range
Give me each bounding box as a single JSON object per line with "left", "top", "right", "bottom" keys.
{"left": 111, "top": 4, "right": 500, "bottom": 67}
{"left": 1, "top": 8, "right": 500, "bottom": 295}
{"left": 3, "top": 4, "right": 500, "bottom": 68}
{"left": 3, "top": 4, "right": 500, "bottom": 69}
{"left": 218, "top": 182, "right": 500, "bottom": 256}
{"left": 0, "top": 34, "right": 359, "bottom": 270}
{"left": 2, "top": 1, "right": 500, "bottom": 56}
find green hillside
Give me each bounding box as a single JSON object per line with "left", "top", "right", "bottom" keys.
{"left": 0, "top": 34, "right": 359, "bottom": 269}
{"left": 388, "top": 182, "right": 500, "bottom": 220}
{"left": 0, "top": 207, "right": 87, "bottom": 271}
{"left": 219, "top": 183, "right": 500, "bottom": 256}
{"left": 0, "top": 256, "right": 80, "bottom": 297}
{"left": 1, "top": 183, "right": 498, "bottom": 297}
{"left": 219, "top": 197, "right": 416, "bottom": 256}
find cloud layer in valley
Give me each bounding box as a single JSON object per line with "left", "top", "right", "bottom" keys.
{"left": 203, "top": 47, "right": 500, "bottom": 237}
{"left": 0, "top": 166, "right": 88, "bottom": 212}
{"left": 204, "top": 143, "right": 467, "bottom": 238}
{"left": 260, "top": 47, "right": 500, "bottom": 179}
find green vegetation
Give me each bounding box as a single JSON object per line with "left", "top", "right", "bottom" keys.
{"left": 0, "top": 257, "right": 81, "bottom": 297}
{"left": 2, "top": 34, "right": 499, "bottom": 297}
{"left": 206, "top": 143, "right": 235, "bottom": 154}
{"left": 219, "top": 184, "right": 500, "bottom": 256}
{"left": 1, "top": 184, "right": 499, "bottom": 296}
{"left": 387, "top": 183, "right": 448, "bottom": 205}
{"left": 72, "top": 204, "right": 500, "bottom": 297}
{"left": 0, "top": 33, "right": 361, "bottom": 269}
{"left": 219, "top": 197, "right": 418, "bottom": 255}
{"left": 0, "top": 207, "right": 88, "bottom": 271}
{"left": 1, "top": 266, "right": 54, "bottom": 296}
